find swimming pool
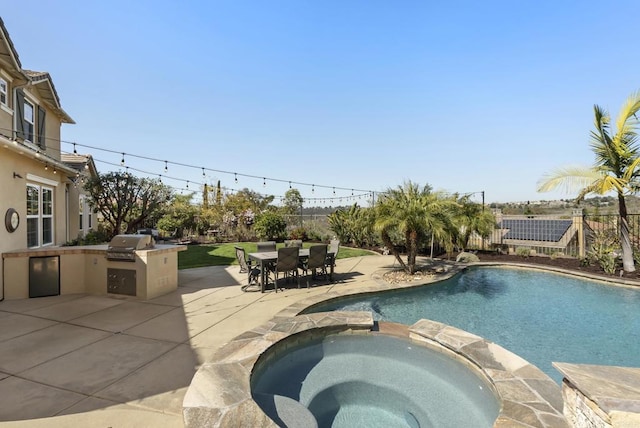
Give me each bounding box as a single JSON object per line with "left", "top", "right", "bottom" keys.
{"left": 251, "top": 333, "right": 499, "bottom": 428}
{"left": 305, "top": 266, "right": 640, "bottom": 383}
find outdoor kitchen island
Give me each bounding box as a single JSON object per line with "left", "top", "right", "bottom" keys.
{"left": 1, "top": 238, "right": 186, "bottom": 300}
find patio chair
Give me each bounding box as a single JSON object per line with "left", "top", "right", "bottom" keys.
{"left": 256, "top": 241, "right": 277, "bottom": 278}
{"left": 299, "top": 244, "right": 328, "bottom": 288}
{"left": 324, "top": 239, "right": 340, "bottom": 281}
{"left": 326, "top": 239, "right": 340, "bottom": 266}
{"left": 235, "top": 246, "right": 260, "bottom": 291}
{"left": 257, "top": 241, "right": 276, "bottom": 252}
{"left": 274, "top": 246, "right": 300, "bottom": 291}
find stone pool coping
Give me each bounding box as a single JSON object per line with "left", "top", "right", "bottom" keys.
{"left": 183, "top": 309, "right": 568, "bottom": 427}
{"left": 183, "top": 261, "right": 640, "bottom": 427}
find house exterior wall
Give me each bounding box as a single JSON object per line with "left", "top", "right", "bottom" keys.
{"left": 68, "top": 186, "right": 80, "bottom": 240}
{"left": 0, "top": 146, "right": 72, "bottom": 245}
{"left": 42, "top": 96, "right": 62, "bottom": 159}
{"left": 0, "top": 21, "right": 77, "bottom": 301}
{"left": 0, "top": 70, "right": 14, "bottom": 138}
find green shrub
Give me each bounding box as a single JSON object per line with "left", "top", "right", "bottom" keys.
{"left": 597, "top": 253, "right": 617, "bottom": 275}
{"left": 62, "top": 229, "right": 110, "bottom": 246}
{"left": 515, "top": 247, "right": 532, "bottom": 257}
{"left": 585, "top": 229, "right": 620, "bottom": 275}
{"left": 254, "top": 212, "right": 287, "bottom": 241}
{"left": 289, "top": 227, "right": 308, "bottom": 241}
{"left": 306, "top": 230, "right": 322, "bottom": 242}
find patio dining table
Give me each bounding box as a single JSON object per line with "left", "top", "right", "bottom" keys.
{"left": 248, "top": 249, "right": 335, "bottom": 292}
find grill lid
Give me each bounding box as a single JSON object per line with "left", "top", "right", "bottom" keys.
{"left": 107, "top": 234, "right": 155, "bottom": 251}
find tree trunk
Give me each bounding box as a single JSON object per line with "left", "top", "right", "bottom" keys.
{"left": 381, "top": 230, "right": 408, "bottom": 272}
{"left": 407, "top": 230, "right": 418, "bottom": 274}
{"left": 618, "top": 193, "right": 636, "bottom": 272}
{"left": 430, "top": 233, "right": 434, "bottom": 258}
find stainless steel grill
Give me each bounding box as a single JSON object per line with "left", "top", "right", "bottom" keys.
{"left": 106, "top": 234, "right": 155, "bottom": 262}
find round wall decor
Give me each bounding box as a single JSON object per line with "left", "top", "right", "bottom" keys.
{"left": 5, "top": 208, "right": 19, "bottom": 233}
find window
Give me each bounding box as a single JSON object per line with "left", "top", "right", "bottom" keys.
{"left": 0, "top": 78, "right": 6, "bottom": 106}
{"left": 79, "top": 195, "right": 84, "bottom": 231}
{"left": 26, "top": 184, "right": 54, "bottom": 248}
{"left": 24, "top": 99, "right": 34, "bottom": 143}
{"left": 26, "top": 185, "right": 39, "bottom": 248}
{"left": 78, "top": 195, "right": 93, "bottom": 234}
{"left": 42, "top": 188, "right": 53, "bottom": 245}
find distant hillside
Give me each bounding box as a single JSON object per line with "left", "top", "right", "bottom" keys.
{"left": 304, "top": 196, "right": 640, "bottom": 217}
{"left": 490, "top": 195, "right": 640, "bottom": 216}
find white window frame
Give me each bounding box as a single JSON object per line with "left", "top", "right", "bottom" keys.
{"left": 26, "top": 184, "right": 40, "bottom": 248}
{"left": 26, "top": 183, "right": 55, "bottom": 248}
{"left": 0, "top": 72, "right": 11, "bottom": 115}
{"left": 0, "top": 77, "right": 7, "bottom": 106}
{"left": 24, "top": 98, "right": 34, "bottom": 143}
{"left": 42, "top": 187, "right": 54, "bottom": 245}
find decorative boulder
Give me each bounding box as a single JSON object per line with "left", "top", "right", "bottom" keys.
{"left": 456, "top": 252, "right": 480, "bottom": 263}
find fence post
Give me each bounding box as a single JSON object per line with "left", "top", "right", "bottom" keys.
{"left": 573, "top": 209, "right": 585, "bottom": 258}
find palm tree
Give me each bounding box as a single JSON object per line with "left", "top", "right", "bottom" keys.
{"left": 374, "top": 181, "right": 458, "bottom": 274}
{"left": 454, "top": 196, "right": 496, "bottom": 251}
{"left": 538, "top": 91, "right": 640, "bottom": 272}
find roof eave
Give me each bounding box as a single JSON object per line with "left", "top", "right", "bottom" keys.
{"left": 29, "top": 76, "right": 75, "bottom": 123}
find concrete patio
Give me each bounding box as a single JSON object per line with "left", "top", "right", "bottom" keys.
{"left": 0, "top": 254, "right": 390, "bottom": 427}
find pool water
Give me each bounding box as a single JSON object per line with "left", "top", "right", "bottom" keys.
{"left": 308, "top": 267, "right": 640, "bottom": 384}
{"left": 251, "top": 334, "right": 499, "bottom": 428}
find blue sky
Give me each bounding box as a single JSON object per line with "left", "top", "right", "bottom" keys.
{"left": 3, "top": 1, "right": 640, "bottom": 205}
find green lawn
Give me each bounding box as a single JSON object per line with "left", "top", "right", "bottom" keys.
{"left": 177, "top": 242, "right": 377, "bottom": 270}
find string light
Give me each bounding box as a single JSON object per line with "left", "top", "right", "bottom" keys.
{"left": 44, "top": 164, "right": 48, "bottom": 171}
{"left": 4, "top": 134, "right": 375, "bottom": 206}
{"left": 1, "top": 128, "right": 375, "bottom": 199}
{"left": 202, "top": 167, "right": 205, "bottom": 178}
{"left": 53, "top": 167, "right": 57, "bottom": 174}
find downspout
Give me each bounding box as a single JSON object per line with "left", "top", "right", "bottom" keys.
{"left": 65, "top": 185, "right": 69, "bottom": 243}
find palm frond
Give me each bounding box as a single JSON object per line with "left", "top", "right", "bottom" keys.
{"left": 537, "top": 166, "right": 602, "bottom": 194}
{"left": 615, "top": 90, "right": 640, "bottom": 144}
{"left": 623, "top": 156, "right": 640, "bottom": 182}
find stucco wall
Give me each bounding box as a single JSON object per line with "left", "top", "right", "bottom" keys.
{"left": 2, "top": 245, "right": 184, "bottom": 300}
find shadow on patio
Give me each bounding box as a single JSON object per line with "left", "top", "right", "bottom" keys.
{"left": 0, "top": 255, "right": 380, "bottom": 426}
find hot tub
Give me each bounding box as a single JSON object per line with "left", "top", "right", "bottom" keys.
{"left": 182, "top": 313, "right": 567, "bottom": 428}
{"left": 251, "top": 333, "right": 500, "bottom": 428}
